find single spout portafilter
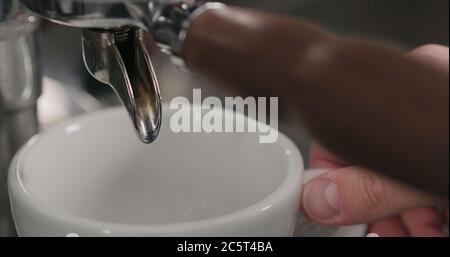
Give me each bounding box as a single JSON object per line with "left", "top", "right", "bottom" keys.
{"left": 20, "top": 0, "right": 222, "bottom": 143}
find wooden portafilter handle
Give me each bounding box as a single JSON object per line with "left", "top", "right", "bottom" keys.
{"left": 181, "top": 7, "right": 449, "bottom": 198}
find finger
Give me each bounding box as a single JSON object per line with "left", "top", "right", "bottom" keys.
{"left": 401, "top": 207, "right": 448, "bottom": 237}
{"left": 408, "top": 44, "right": 449, "bottom": 75}
{"left": 301, "top": 167, "right": 442, "bottom": 225}
{"left": 368, "top": 216, "right": 409, "bottom": 237}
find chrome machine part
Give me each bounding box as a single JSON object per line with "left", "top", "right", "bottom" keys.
{"left": 20, "top": 0, "right": 224, "bottom": 143}
{"left": 0, "top": 0, "right": 41, "bottom": 236}
{"left": 82, "top": 27, "right": 162, "bottom": 143}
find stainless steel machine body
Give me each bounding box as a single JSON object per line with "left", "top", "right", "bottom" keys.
{"left": 0, "top": 0, "right": 41, "bottom": 236}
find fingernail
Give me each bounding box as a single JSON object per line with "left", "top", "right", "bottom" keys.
{"left": 303, "top": 178, "right": 342, "bottom": 222}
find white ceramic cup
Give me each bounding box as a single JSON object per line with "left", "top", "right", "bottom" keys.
{"left": 8, "top": 105, "right": 363, "bottom": 236}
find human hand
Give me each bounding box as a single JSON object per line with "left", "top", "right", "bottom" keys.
{"left": 301, "top": 45, "right": 449, "bottom": 237}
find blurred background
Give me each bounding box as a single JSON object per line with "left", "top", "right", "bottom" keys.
{"left": 38, "top": 0, "right": 449, "bottom": 164}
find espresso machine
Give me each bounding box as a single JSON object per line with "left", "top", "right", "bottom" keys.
{"left": 18, "top": 0, "right": 225, "bottom": 145}
{"left": 0, "top": 0, "right": 40, "bottom": 236}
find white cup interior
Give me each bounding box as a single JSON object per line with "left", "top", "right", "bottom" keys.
{"left": 16, "top": 106, "right": 302, "bottom": 226}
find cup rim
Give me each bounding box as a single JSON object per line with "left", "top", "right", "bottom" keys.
{"left": 9, "top": 106, "right": 304, "bottom": 235}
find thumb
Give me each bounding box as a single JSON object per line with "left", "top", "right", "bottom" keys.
{"left": 301, "top": 167, "right": 444, "bottom": 225}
